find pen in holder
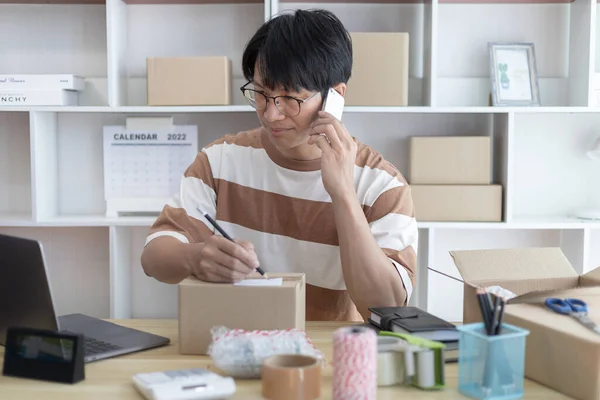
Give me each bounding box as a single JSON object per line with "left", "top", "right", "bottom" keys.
{"left": 457, "top": 322, "right": 529, "bottom": 400}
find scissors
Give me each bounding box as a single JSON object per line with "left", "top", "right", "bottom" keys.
{"left": 544, "top": 298, "right": 600, "bottom": 335}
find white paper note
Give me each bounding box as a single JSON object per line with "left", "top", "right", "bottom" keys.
{"left": 234, "top": 278, "right": 283, "bottom": 287}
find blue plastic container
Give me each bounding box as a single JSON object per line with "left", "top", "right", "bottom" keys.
{"left": 457, "top": 322, "right": 530, "bottom": 400}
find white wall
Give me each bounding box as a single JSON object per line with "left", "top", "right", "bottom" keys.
{"left": 0, "top": 112, "right": 30, "bottom": 216}
{"left": 0, "top": 227, "right": 110, "bottom": 318}
{"left": 0, "top": 4, "right": 108, "bottom": 106}
{"left": 1, "top": 0, "right": 600, "bottom": 323}
{"left": 513, "top": 113, "right": 600, "bottom": 219}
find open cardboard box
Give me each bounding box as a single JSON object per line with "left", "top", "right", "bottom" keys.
{"left": 178, "top": 273, "right": 305, "bottom": 355}
{"left": 442, "top": 247, "right": 600, "bottom": 400}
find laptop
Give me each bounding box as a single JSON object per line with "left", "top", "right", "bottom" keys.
{"left": 0, "top": 233, "right": 170, "bottom": 362}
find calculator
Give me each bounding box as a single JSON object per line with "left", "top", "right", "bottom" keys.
{"left": 132, "top": 368, "right": 236, "bottom": 400}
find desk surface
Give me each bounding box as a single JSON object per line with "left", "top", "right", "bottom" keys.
{"left": 0, "top": 319, "right": 571, "bottom": 400}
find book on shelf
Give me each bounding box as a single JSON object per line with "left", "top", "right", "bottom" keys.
{"left": 0, "top": 74, "right": 85, "bottom": 91}
{"left": 0, "top": 89, "right": 78, "bottom": 106}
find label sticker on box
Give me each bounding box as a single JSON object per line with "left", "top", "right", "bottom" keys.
{"left": 234, "top": 278, "right": 283, "bottom": 287}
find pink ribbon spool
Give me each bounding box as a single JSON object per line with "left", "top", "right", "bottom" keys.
{"left": 332, "top": 326, "right": 378, "bottom": 400}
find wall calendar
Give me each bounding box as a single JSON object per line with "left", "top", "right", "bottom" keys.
{"left": 103, "top": 124, "right": 198, "bottom": 217}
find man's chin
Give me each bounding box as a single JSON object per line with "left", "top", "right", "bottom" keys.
{"left": 280, "top": 137, "right": 310, "bottom": 150}
{"left": 267, "top": 131, "right": 299, "bottom": 145}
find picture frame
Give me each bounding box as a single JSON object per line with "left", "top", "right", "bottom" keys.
{"left": 489, "top": 42, "right": 540, "bottom": 106}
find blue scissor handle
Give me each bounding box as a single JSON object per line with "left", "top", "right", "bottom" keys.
{"left": 565, "top": 298, "right": 588, "bottom": 313}
{"left": 545, "top": 298, "right": 588, "bottom": 314}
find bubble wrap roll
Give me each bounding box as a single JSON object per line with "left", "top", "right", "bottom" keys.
{"left": 332, "top": 326, "right": 377, "bottom": 400}
{"left": 207, "top": 326, "right": 323, "bottom": 379}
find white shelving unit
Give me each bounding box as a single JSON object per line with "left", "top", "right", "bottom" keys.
{"left": 2, "top": 0, "right": 600, "bottom": 323}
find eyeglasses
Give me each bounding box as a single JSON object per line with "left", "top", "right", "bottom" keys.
{"left": 240, "top": 82, "right": 319, "bottom": 117}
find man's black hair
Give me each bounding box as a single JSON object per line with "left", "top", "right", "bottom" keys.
{"left": 241, "top": 9, "right": 353, "bottom": 94}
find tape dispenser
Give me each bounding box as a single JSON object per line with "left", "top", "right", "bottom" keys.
{"left": 376, "top": 332, "right": 446, "bottom": 390}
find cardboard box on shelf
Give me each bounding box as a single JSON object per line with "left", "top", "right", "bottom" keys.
{"left": 147, "top": 56, "right": 231, "bottom": 106}
{"left": 409, "top": 136, "right": 491, "bottom": 184}
{"left": 448, "top": 247, "right": 600, "bottom": 400}
{"left": 411, "top": 184, "right": 502, "bottom": 222}
{"left": 344, "top": 32, "right": 409, "bottom": 106}
{"left": 178, "top": 273, "right": 306, "bottom": 355}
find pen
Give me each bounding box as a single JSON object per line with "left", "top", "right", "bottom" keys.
{"left": 491, "top": 296, "right": 501, "bottom": 336}
{"left": 197, "top": 208, "right": 268, "bottom": 278}
{"left": 476, "top": 289, "right": 492, "bottom": 334}
{"left": 476, "top": 289, "right": 494, "bottom": 390}
{"left": 495, "top": 298, "right": 506, "bottom": 335}
{"left": 485, "top": 292, "right": 494, "bottom": 319}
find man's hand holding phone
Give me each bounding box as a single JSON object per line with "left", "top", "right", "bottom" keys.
{"left": 320, "top": 87, "right": 345, "bottom": 121}
{"left": 308, "top": 88, "right": 357, "bottom": 202}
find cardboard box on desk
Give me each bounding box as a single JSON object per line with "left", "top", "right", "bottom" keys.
{"left": 448, "top": 247, "right": 600, "bottom": 400}
{"left": 178, "top": 273, "right": 306, "bottom": 355}
{"left": 147, "top": 56, "right": 231, "bottom": 106}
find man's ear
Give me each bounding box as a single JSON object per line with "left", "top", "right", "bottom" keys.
{"left": 333, "top": 83, "right": 347, "bottom": 97}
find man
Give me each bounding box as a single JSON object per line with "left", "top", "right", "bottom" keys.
{"left": 141, "top": 9, "right": 418, "bottom": 322}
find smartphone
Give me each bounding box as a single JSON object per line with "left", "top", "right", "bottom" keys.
{"left": 321, "top": 87, "right": 345, "bottom": 121}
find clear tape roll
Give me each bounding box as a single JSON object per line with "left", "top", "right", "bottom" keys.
{"left": 261, "top": 354, "right": 322, "bottom": 400}
{"left": 416, "top": 350, "right": 435, "bottom": 388}
{"left": 376, "top": 336, "right": 436, "bottom": 389}
{"left": 378, "top": 351, "right": 405, "bottom": 386}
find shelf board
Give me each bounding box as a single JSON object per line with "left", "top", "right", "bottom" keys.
{"left": 281, "top": 0, "right": 574, "bottom": 2}
{"left": 0, "top": 213, "right": 36, "bottom": 227}
{"left": 419, "top": 216, "right": 600, "bottom": 230}
{"left": 280, "top": 0, "right": 425, "bottom": 3}
{"left": 39, "top": 215, "right": 157, "bottom": 227}
{"left": 438, "top": 0, "right": 574, "bottom": 3}
{"left": 123, "top": 0, "right": 263, "bottom": 3}
{"left": 0, "top": 0, "right": 104, "bottom": 3}
{"left": 0, "top": 0, "right": 577, "bottom": 4}
{"left": 0, "top": 214, "right": 156, "bottom": 227}
{"left": 1, "top": 105, "right": 599, "bottom": 114}
{"left": 509, "top": 216, "right": 600, "bottom": 229}
{"left": 2, "top": 214, "right": 599, "bottom": 229}
{"left": 419, "top": 221, "right": 508, "bottom": 229}
{"left": 0, "top": 105, "right": 256, "bottom": 113}
{"left": 0, "top": 0, "right": 262, "bottom": 3}
{"left": 345, "top": 106, "right": 503, "bottom": 113}
{"left": 344, "top": 106, "right": 600, "bottom": 114}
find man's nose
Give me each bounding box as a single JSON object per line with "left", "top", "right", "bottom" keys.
{"left": 263, "top": 100, "right": 285, "bottom": 121}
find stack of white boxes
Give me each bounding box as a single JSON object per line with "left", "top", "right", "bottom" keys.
{"left": 408, "top": 136, "right": 503, "bottom": 222}
{"left": 0, "top": 74, "right": 84, "bottom": 106}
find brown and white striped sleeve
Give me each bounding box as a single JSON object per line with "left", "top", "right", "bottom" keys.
{"left": 144, "top": 149, "right": 217, "bottom": 246}
{"left": 366, "top": 183, "right": 417, "bottom": 303}
{"left": 359, "top": 149, "right": 418, "bottom": 304}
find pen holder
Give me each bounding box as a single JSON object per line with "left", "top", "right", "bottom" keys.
{"left": 457, "top": 323, "right": 529, "bottom": 400}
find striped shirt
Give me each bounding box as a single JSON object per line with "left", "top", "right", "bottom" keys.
{"left": 145, "top": 127, "right": 418, "bottom": 322}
